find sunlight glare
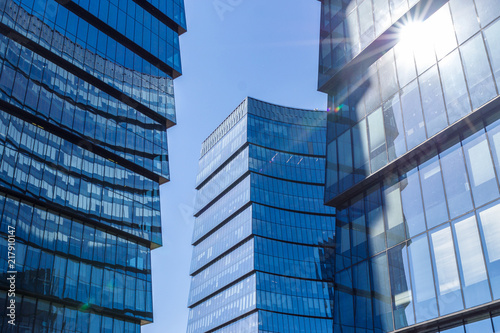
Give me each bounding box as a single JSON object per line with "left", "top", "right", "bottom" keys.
{"left": 399, "top": 20, "right": 428, "bottom": 51}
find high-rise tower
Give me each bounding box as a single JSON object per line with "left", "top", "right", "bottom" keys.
{"left": 187, "top": 97, "right": 336, "bottom": 333}
{"left": 0, "top": 0, "right": 185, "bottom": 331}
{"left": 319, "top": 0, "right": 500, "bottom": 331}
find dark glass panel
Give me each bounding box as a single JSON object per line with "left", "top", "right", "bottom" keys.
{"left": 371, "top": 253, "right": 393, "bottom": 332}
{"left": 366, "top": 184, "right": 385, "bottom": 255}
{"left": 389, "top": 243, "right": 414, "bottom": 329}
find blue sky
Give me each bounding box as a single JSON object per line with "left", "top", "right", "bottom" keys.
{"left": 143, "top": 1, "right": 326, "bottom": 332}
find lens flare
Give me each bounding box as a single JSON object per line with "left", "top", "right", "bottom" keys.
{"left": 79, "top": 303, "right": 91, "bottom": 311}
{"left": 334, "top": 104, "right": 344, "bottom": 113}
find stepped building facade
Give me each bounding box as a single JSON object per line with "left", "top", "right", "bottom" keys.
{"left": 0, "top": 0, "right": 185, "bottom": 331}
{"left": 319, "top": 0, "right": 500, "bottom": 331}
{"left": 186, "top": 97, "right": 336, "bottom": 333}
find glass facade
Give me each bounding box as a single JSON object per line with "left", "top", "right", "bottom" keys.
{"left": 186, "top": 97, "right": 336, "bottom": 332}
{"left": 319, "top": 0, "right": 500, "bottom": 332}
{"left": 0, "top": 0, "right": 185, "bottom": 331}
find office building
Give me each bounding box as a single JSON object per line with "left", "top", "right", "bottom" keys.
{"left": 319, "top": 0, "right": 500, "bottom": 331}
{"left": 186, "top": 97, "right": 336, "bottom": 333}
{"left": 0, "top": 0, "right": 185, "bottom": 331}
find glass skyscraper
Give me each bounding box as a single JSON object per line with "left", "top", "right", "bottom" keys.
{"left": 186, "top": 97, "right": 336, "bottom": 333}
{"left": 319, "top": 0, "right": 500, "bottom": 331}
{"left": 0, "top": 0, "right": 185, "bottom": 331}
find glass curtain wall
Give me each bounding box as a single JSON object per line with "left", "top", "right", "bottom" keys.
{"left": 0, "top": 0, "right": 186, "bottom": 331}
{"left": 319, "top": 0, "right": 500, "bottom": 332}
{"left": 186, "top": 97, "right": 336, "bottom": 333}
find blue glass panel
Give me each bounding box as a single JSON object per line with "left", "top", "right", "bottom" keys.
{"left": 351, "top": 118, "right": 370, "bottom": 180}
{"left": 465, "top": 318, "right": 493, "bottom": 333}
{"left": 326, "top": 140, "right": 339, "bottom": 198}
{"left": 353, "top": 261, "right": 373, "bottom": 329}
{"left": 462, "top": 129, "right": 499, "bottom": 207}
{"left": 335, "top": 207, "right": 350, "bottom": 271}
{"left": 419, "top": 156, "right": 448, "bottom": 229}
{"left": 368, "top": 107, "right": 387, "bottom": 171}
{"left": 476, "top": 201, "right": 500, "bottom": 299}
{"left": 439, "top": 140, "right": 473, "bottom": 219}
{"left": 429, "top": 224, "right": 464, "bottom": 315}
{"left": 492, "top": 314, "right": 500, "bottom": 331}
{"left": 371, "top": 253, "right": 393, "bottom": 331}
{"left": 350, "top": 194, "right": 368, "bottom": 264}
{"left": 408, "top": 233, "right": 438, "bottom": 323}
{"left": 452, "top": 214, "right": 491, "bottom": 308}
{"left": 441, "top": 326, "right": 465, "bottom": 333}
{"left": 335, "top": 268, "right": 354, "bottom": 329}
{"left": 366, "top": 184, "right": 385, "bottom": 255}
{"left": 389, "top": 243, "right": 414, "bottom": 329}
{"left": 383, "top": 175, "right": 405, "bottom": 247}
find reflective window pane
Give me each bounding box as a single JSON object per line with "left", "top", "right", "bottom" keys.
{"left": 394, "top": 42, "right": 416, "bottom": 88}
{"left": 400, "top": 80, "right": 426, "bottom": 149}
{"left": 460, "top": 34, "right": 496, "bottom": 109}
{"left": 440, "top": 140, "right": 473, "bottom": 219}
{"left": 371, "top": 253, "right": 393, "bottom": 332}
{"left": 358, "top": 0, "right": 374, "bottom": 50}
{"left": 326, "top": 140, "right": 338, "bottom": 197}
{"left": 384, "top": 94, "right": 406, "bottom": 162}
{"left": 430, "top": 225, "right": 463, "bottom": 315}
{"left": 373, "top": 0, "right": 391, "bottom": 36}
{"left": 352, "top": 119, "right": 370, "bottom": 180}
{"left": 378, "top": 50, "right": 398, "bottom": 102}
{"left": 338, "top": 130, "right": 353, "bottom": 192}
{"left": 368, "top": 108, "right": 387, "bottom": 171}
{"left": 484, "top": 18, "right": 500, "bottom": 92}
{"left": 419, "top": 65, "right": 447, "bottom": 137}
{"left": 441, "top": 326, "right": 465, "bottom": 333}
{"left": 453, "top": 215, "right": 491, "bottom": 308}
{"left": 408, "top": 233, "right": 438, "bottom": 323}
{"left": 364, "top": 66, "right": 381, "bottom": 114}
{"left": 400, "top": 167, "right": 426, "bottom": 237}
{"left": 353, "top": 261, "right": 373, "bottom": 330}
{"left": 388, "top": 243, "right": 414, "bottom": 329}
{"left": 383, "top": 176, "right": 405, "bottom": 247}
{"left": 463, "top": 130, "right": 499, "bottom": 206}
{"left": 474, "top": 0, "right": 500, "bottom": 27}
{"left": 439, "top": 50, "right": 471, "bottom": 124}
{"left": 465, "top": 317, "right": 493, "bottom": 333}
{"left": 419, "top": 156, "right": 448, "bottom": 229}
{"left": 366, "top": 184, "right": 385, "bottom": 255}
{"left": 449, "top": 0, "right": 480, "bottom": 44}
{"left": 477, "top": 202, "right": 500, "bottom": 299}
{"left": 351, "top": 194, "right": 368, "bottom": 264}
